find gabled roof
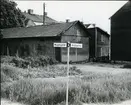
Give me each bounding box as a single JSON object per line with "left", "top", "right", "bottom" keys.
{"left": 23, "top": 12, "right": 58, "bottom": 23}
{"left": 84, "top": 24, "right": 91, "bottom": 28}
{"left": 110, "top": 1, "right": 131, "bottom": 19}
{"left": 1, "top": 21, "right": 89, "bottom": 39}
{"left": 87, "top": 27, "right": 110, "bottom": 37}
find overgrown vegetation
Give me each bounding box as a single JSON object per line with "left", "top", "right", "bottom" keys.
{"left": 1, "top": 71, "right": 131, "bottom": 105}
{"left": 1, "top": 56, "right": 131, "bottom": 105}
{"left": 1, "top": 55, "right": 58, "bottom": 68}
{"left": 123, "top": 63, "right": 131, "bottom": 69}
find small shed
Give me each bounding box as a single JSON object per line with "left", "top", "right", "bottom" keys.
{"left": 1, "top": 21, "right": 90, "bottom": 62}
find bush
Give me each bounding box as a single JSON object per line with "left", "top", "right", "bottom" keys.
{"left": 91, "top": 56, "right": 110, "bottom": 63}
{"left": 1, "top": 64, "right": 25, "bottom": 82}
{"left": 1, "top": 56, "right": 29, "bottom": 68}
{"left": 24, "top": 55, "right": 58, "bottom": 68}
{"left": 1, "top": 55, "right": 58, "bottom": 68}
{"left": 123, "top": 64, "right": 131, "bottom": 69}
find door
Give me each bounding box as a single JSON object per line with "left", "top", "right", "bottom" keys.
{"left": 55, "top": 47, "right": 61, "bottom": 62}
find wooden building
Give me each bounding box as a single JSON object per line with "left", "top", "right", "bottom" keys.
{"left": 87, "top": 27, "right": 110, "bottom": 60}
{"left": 1, "top": 21, "right": 90, "bottom": 62}
{"left": 110, "top": 1, "right": 131, "bottom": 61}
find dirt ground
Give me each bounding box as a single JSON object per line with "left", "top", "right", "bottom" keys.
{"left": 83, "top": 100, "right": 131, "bottom": 105}
{"left": 1, "top": 98, "right": 131, "bottom": 105}
{"left": 58, "top": 63, "right": 131, "bottom": 75}
{"left": 74, "top": 64, "right": 131, "bottom": 74}
{"left": 1, "top": 98, "right": 27, "bottom": 105}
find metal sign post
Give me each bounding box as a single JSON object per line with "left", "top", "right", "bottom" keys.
{"left": 66, "top": 42, "right": 70, "bottom": 105}
{"left": 54, "top": 42, "right": 82, "bottom": 105}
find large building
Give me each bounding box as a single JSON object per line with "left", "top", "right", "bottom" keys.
{"left": 1, "top": 21, "right": 90, "bottom": 62}
{"left": 110, "top": 1, "right": 131, "bottom": 61}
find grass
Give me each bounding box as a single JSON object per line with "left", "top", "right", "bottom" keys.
{"left": 1, "top": 56, "right": 131, "bottom": 105}
{"left": 1, "top": 66, "right": 131, "bottom": 105}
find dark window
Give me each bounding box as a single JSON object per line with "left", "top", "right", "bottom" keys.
{"left": 20, "top": 44, "right": 30, "bottom": 56}
{"left": 37, "top": 44, "right": 42, "bottom": 55}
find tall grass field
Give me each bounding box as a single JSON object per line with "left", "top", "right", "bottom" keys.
{"left": 1, "top": 56, "right": 131, "bottom": 105}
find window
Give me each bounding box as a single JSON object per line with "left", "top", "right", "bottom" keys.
{"left": 100, "top": 47, "right": 103, "bottom": 56}
{"left": 101, "top": 35, "right": 104, "bottom": 42}
{"left": 37, "top": 44, "right": 42, "bottom": 55}
{"left": 76, "top": 29, "right": 80, "bottom": 36}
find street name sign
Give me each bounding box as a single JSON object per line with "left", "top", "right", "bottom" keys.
{"left": 53, "top": 42, "right": 82, "bottom": 105}
{"left": 71, "top": 43, "right": 83, "bottom": 48}
{"left": 54, "top": 43, "right": 67, "bottom": 47}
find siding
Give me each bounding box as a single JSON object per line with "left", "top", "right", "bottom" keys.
{"left": 88, "top": 28, "right": 109, "bottom": 58}
{"left": 61, "top": 24, "right": 89, "bottom": 62}
{"left": 97, "top": 31, "right": 109, "bottom": 57}
{"left": 111, "top": 6, "right": 131, "bottom": 61}
{"left": 1, "top": 37, "right": 60, "bottom": 59}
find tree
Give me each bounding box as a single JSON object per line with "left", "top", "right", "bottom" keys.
{"left": 0, "top": 0, "right": 26, "bottom": 29}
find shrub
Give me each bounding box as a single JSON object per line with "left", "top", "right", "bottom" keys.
{"left": 24, "top": 55, "right": 58, "bottom": 68}
{"left": 1, "top": 55, "right": 58, "bottom": 68}
{"left": 1, "top": 64, "right": 25, "bottom": 82}
{"left": 123, "top": 64, "right": 131, "bottom": 69}
{"left": 1, "top": 56, "right": 29, "bottom": 68}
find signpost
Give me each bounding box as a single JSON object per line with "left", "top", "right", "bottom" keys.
{"left": 54, "top": 42, "right": 82, "bottom": 105}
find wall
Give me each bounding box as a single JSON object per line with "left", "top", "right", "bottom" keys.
{"left": 61, "top": 24, "right": 89, "bottom": 62}
{"left": 97, "top": 30, "right": 109, "bottom": 57}
{"left": 111, "top": 7, "right": 131, "bottom": 61}
{"left": 88, "top": 28, "right": 110, "bottom": 59}
{"left": 1, "top": 37, "right": 60, "bottom": 60}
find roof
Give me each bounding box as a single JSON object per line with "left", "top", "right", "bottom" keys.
{"left": 23, "top": 12, "right": 58, "bottom": 23}
{"left": 110, "top": 1, "right": 131, "bottom": 19}
{"left": 87, "top": 27, "right": 110, "bottom": 37}
{"left": 84, "top": 24, "right": 91, "bottom": 28}
{"left": 1, "top": 21, "right": 89, "bottom": 39}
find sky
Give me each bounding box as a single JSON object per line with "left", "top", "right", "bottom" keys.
{"left": 14, "top": 0, "right": 127, "bottom": 34}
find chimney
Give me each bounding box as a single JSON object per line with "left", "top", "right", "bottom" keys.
{"left": 45, "top": 12, "right": 47, "bottom": 16}
{"left": 28, "top": 9, "right": 33, "bottom": 14}
{"left": 66, "top": 19, "right": 70, "bottom": 23}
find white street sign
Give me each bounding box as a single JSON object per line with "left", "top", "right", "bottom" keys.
{"left": 53, "top": 42, "right": 82, "bottom": 105}
{"left": 71, "top": 43, "right": 83, "bottom": 48}
{"left": 54, "top": 43, "right": 67, "bottom": 47}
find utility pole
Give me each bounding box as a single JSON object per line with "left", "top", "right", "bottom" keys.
{"left": 93, "top": 24, "right": 97, "bottom": 58}
{"left": 95, "top": 25, "right": 97, "bottom": 58}
{"left": 43, "top": 3, "right": 46, "bottom": 25}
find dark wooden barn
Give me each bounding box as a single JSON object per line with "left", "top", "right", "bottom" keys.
{"left": 1, "top": 21, "right": 90, "bottom": 62}
{"left": 87, "top": 27, "right": 110, "bottom": 60}
{"left": 110, "top": 1, "right": 131, "bottom": 61}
